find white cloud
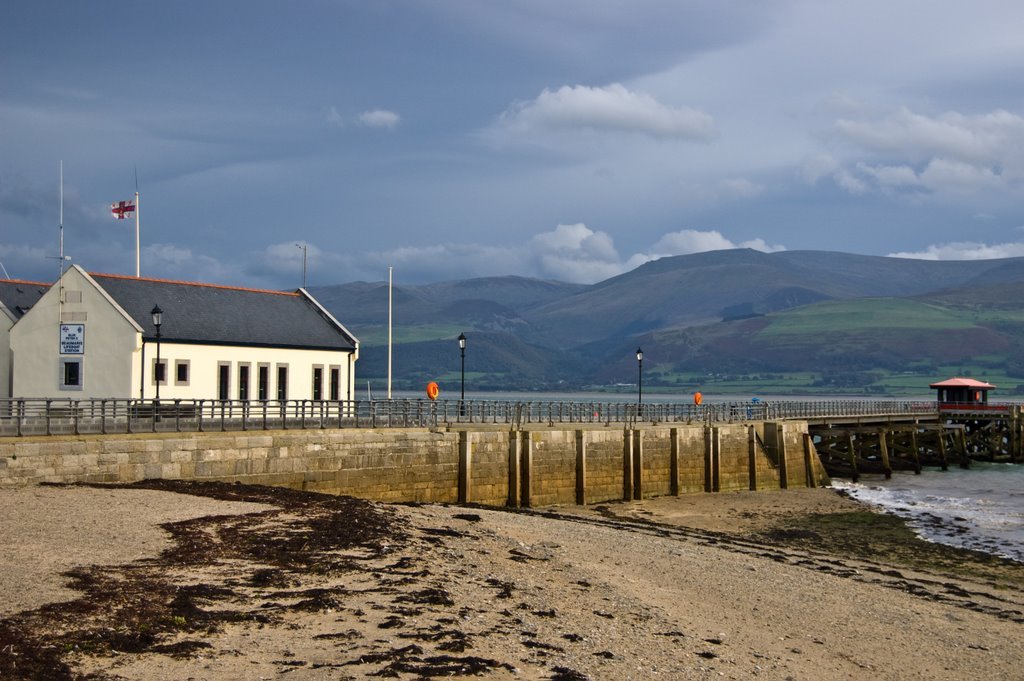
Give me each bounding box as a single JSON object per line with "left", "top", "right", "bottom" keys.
{"left": 918, "top": 158, "right": 1002, "bottom": 194}
{"left": 526, "top": 223, "right": 624, "bottom": 283}
{"left": 644, "top": 229, "right": 785, "bottom": 260}
{"left": 492, "top": 83, "right": 716, "bottom": 142}
{"left": 829, "top": 107, "right": 1024, "bottom": 197}
{"left": 358, "top": 109, "right": 401, "bottom": 129}
{"left": 888, "top": 241, "right": 1024, "bottom": 260}
{"left": 275, "top": 225, "right": 787, "bottom": 285}
{"left": 835, "top": 107, "right": 1024, "bottom": 165}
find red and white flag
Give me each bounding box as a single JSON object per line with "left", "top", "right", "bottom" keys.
{"left": 111, "top": 199, "right": 136, "bottom": 219}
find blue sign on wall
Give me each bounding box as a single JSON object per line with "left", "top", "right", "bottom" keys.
{"left": 59, "top": 324, "right": 85, "bottom": 354}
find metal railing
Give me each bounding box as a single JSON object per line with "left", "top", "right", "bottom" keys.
{"left": 0, "top": 397, "right": 947, "bottom": 438}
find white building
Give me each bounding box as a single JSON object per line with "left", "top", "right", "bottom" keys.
{"left": 0, "top": 279, "right": 49, "bottom": 398}
{"left": 10, "top": 266, "right": 359, "bottom": 401}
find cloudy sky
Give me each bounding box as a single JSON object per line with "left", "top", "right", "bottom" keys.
{"left": 3, "top": 1, "right": 1024, "bottom": 288}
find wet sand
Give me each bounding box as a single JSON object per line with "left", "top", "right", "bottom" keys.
{"left": 1, "top": 481, "right": 1021, "bottom": 680}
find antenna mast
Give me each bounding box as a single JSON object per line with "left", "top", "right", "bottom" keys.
{"left": 59, "top": 160, "right": 64, "bottom": 279}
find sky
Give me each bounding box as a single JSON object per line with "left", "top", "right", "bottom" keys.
{"left": 3, "top": 1, "right": 1024, "bottom": 289}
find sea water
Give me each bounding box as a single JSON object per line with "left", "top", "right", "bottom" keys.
{"left": 833, "top": 463, "right": 1024, "bottom": 562}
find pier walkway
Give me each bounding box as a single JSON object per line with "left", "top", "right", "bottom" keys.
{"left": 0, "top": 397, "right": 936, "bottom": 437}
{"left": 2, "top": 397, "right": 1020, "bottom": 479}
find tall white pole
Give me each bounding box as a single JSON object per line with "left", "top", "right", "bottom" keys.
{"left": 387, "top": 265, "right": 393, "bottom": 400}
{"left": 58, "top": 161, "right": 64, "bottom": 276}
{"left": 135, "top": 190, "right": 140, "bottom": 277}
{"left": 58, "top": 161, "right": 64, "bottom": 325}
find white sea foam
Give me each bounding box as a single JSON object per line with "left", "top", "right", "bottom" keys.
{"left": 833, "top": 463, "right": 1024, "bottom": 562}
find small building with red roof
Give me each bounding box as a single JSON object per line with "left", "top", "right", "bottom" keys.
{"left": 929, "top": 377, "right": 996, "bottom": 406}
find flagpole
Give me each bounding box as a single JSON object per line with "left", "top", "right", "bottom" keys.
{"left": 387, "top": 265, "right": 393, "bottom": 400}
{"left": 58, "top": 161, "right": 64, "bottom": 279}
{"left": 135, "top": 190, "right": 140, "bottom": 277}
{"left": 59, "top": 161, "right": 64, "bottom": 325}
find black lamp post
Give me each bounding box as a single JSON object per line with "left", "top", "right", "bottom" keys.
{"left": 636, "top": 347, "right": 643, "bottom": 410}
{"left": 151, "top": 305, "right": 163, "bottom": 404}
{"left": 458, "top": 333, "right": 466, "bottom": 415}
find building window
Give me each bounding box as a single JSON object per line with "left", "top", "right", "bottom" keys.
{"left": 218, "top": 363, "right": 230, "bottom": 401}
{"left": 258, "top": 364, "right": 270, "bottom": 400}
{"left": 152, "top": 359, "right": 167, "bottom": 386}
{"left": 312, "top": 366, "right": 323, "bottom": 401}
{"left": 238, "top": 364, "right": 250, "bottom": 401}
{"left": 59, "top": 359, "right": 83, "bottom": 391}
{"left": 175, "top": 360, "right": 190, "bottom": 386}
{"left": 329, "top": 366, "right": 340, "bottom": 401}
{"left": 276, "top": 365, "right": 288, "bottom": 401}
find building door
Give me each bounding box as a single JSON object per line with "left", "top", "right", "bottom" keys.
{"left": 258, "top": 365, "right": 269, "bottom": 400}
{"left": 329, "top": 368, "right": 340, "bottom": 401}
{"left": 312, "top": 367, "right": 323, "bottom": 400}
{"left": 239, "top": 365, "right": 250, "bottom": 401}
{"left": 277, "top": 366, "right": 288, "bottom": 401}
{"left": 218, "top": 364, "right": 230, "bottom": 401}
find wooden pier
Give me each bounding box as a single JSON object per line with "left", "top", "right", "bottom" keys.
{"left": 809, "top": 404, "right": 1024, "bottom": 480}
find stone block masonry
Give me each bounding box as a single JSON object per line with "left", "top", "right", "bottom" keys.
{"left": 0, "top": 421, "right": 830, "bottom": 506}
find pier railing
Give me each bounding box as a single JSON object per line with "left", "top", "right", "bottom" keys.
{"left": 0, "top": 397, "right": 943, "bottom": 438}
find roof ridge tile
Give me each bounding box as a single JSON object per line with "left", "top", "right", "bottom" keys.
{"left": 88, "top": 272, "right": 298, "bottom": 297}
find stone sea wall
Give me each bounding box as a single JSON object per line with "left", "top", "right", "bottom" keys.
{"left": 0, "top": 422, "right": 830, "bottom": 505}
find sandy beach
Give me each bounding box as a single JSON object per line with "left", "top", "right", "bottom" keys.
{"left": 1, "top": 481, "right": 1021, "bottom": 680}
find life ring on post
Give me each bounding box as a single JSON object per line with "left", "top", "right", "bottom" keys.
{"left": 426, "top": 382, "right": 439, "bottom": 401}
{"left": 694, "top": 392, "right": 703, "bottom": 406}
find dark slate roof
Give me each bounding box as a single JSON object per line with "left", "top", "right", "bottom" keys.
{"left": 91, "top": 273, "right": 356, "bottom": 351}
{"left": 0, "top": 279, "right": 50, "bottom": 320}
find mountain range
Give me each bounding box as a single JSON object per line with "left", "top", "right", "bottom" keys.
{"left": 309, "top": 249, "right": 1024, "bottom": 397}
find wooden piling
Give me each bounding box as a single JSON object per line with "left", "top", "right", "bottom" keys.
{"left": 957, "top": 428, "right": 970, "bottom": 469}
{"left": 847, "top": 433, "right": 859, "bottom": 482}
{"left": 935, "top": 425, "right": 947, "bottom": 470}
{"left": 910, "top": 423, "right": 921, "bottom": 474}
{"left": 878, "top": 430, "right": 892, "bottom": 479}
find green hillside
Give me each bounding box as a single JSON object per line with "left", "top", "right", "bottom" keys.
{"left": 318, "top": 250, "right": 1024, "bottom": 397}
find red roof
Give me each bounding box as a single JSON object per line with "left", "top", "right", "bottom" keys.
{"left": 929, "top": 377, "right": 996, "bottom": 389}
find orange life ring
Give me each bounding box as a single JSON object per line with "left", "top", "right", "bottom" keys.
{"left": 426, "top": 382, "right": 439, "bottom": 401}
{"left": 694, "top": 392, "right": 703, "bottom": 406}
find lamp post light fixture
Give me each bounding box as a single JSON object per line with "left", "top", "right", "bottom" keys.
{"left": 458, "top": 332, "right": 467, "bottom": 416}
{"left": 636, "top": 347, "right": 644, "bottom": 411}
{"left": 151, "top": 305, "right": 163, "bottom": 407}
